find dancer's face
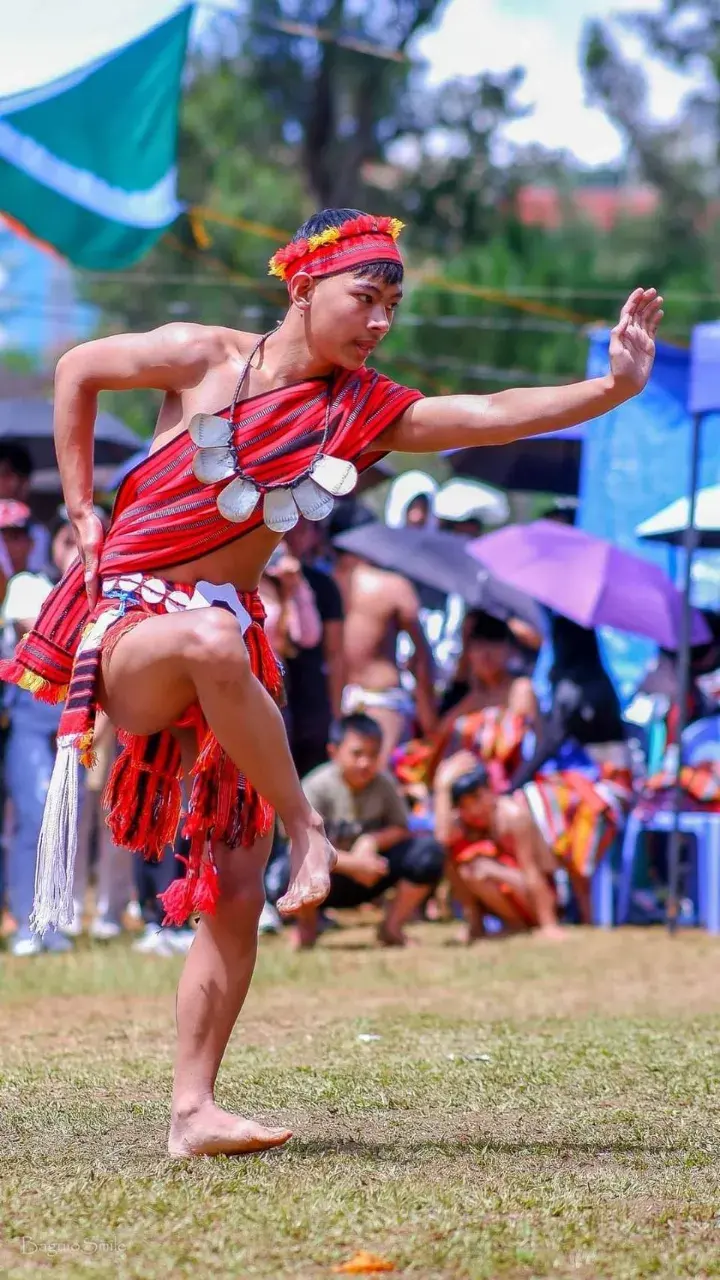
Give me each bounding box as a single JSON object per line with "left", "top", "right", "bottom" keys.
{"left": 293, "top": 270, "right": 403, "bottom": 371}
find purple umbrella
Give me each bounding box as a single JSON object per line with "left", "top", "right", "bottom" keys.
{"left": 468, "top": 520, "right": 711, "bottom": 649}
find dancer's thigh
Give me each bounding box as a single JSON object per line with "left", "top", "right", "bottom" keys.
{"left": 98, "top": 611, "right": 199, "bottom": 737}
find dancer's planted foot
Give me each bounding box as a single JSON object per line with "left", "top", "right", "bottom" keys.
{"left": 277, "top": 813, "right": 337, "bottom": 916}
{"left": 168, "top": 1101, "right": 292, "bottom": 1157}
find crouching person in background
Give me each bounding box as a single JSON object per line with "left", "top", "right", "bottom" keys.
{"left": 271, "top": 713, "right": 444, "bottom": 949}
{"left": 434, "top": 755, "right": 564, "bottom": 942}
{"left": 435, "top": 755, "right": 623, "bottom": 940}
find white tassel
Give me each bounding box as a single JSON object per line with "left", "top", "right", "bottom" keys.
{"left": 30, "top": 736, "right": 80, "bottom": 936}
{"left": 29, "top": 606, "right": 120, "bottom": 935}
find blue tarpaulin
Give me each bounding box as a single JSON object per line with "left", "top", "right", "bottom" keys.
{"left": 578, "top": 332, "right": 720, "bottom": 699}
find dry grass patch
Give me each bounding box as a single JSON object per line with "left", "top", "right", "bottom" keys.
{"left": 2, "top": 924, "right": 720, "bottom": 1278}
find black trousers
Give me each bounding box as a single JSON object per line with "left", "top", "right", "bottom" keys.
{"left": 134, "top": 831, "right": 188, "bottom": 927}
{"left": 267, "top": 833, "right": 444, "bottom": 911}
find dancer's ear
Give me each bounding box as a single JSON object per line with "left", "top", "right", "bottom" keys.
{"left": 289, "top": 271, "right": 316, "bottom": 311}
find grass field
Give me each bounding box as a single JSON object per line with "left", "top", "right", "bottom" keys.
{"left": 2, "top": 921, "right": 720, "bottom": 1279}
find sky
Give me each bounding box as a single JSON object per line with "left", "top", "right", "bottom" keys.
{"left": 412, "top": 0, "right": 701, "bottom": 166}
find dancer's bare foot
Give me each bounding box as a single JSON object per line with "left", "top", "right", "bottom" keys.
{"left": 535, "top": 923, "right": 567, "bottom": 941}
{"left": 277, "top": 813, "right": 337, "bottom": 916}
{"left": 168, "top": 1101, "right": 292, "bottom": 1158}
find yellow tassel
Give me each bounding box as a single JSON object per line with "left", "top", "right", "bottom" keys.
{"left": 18, "top": 670, "right": 49, "bottom": 695}
{"left": 16, "top": 669, "right": 67, "bottom": 702}
{"left": 388, "top": 217, "right": 405, "bottom": 241}
{"left": 79, "top": 730, "right": 97, "bottom": 771}
{"left": 308, "top": 227, "right": 341, "bottom": 251}
{"left": 267, "top": 255, "right": 287, "bottom": 280}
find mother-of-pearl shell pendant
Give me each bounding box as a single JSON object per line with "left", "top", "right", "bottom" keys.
{"left": 217, "top": 475, "right": 261, "bottom": 524}
{"left": 193, "top": 446, "right": 236, "bottom": 484}
{"left": 310, "top": 453, "right": 358, "bottom": 497}
{"left": 293, "top": 477, "right": 335, "bottom": 522}
{"left": 263, "top": 487, "right": 300, "bottom": 533}
{"left": 188, "top": 412, "right": 233, "bottom": 449}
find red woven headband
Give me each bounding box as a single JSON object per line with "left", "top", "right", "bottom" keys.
{"left": 268, "top": 214, "right": 404, "bottom": 285}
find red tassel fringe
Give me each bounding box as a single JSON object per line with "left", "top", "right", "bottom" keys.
{"left": 158, "top": 855, "right": 220, "bottom": 926}
{"left": 103, "top": 733, "right": 183, "bottom": 858}
{"left": 103, "top": 609, "right": 283, "bottom": 928}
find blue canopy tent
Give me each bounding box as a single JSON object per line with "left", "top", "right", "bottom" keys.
{"left": 577, "top": 334, "right": 720, "bottom": 698}
{"left": 665, "top": 322, "right": 720, "bottom": 931}
{"left": 579, "top": 325, "right": 720, "bottom": 933}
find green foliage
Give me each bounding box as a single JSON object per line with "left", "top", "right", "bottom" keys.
{"left": 73, "top": 0, "right": 720, "bottom": 437}
{"left": 582, "top": 4, "right": 720, "bottom": 286}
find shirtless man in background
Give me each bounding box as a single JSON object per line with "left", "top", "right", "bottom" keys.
{"left": 334, "top": 549, "right": 438, "bottom": 764}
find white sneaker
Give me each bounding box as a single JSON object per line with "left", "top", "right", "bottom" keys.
{"left": 10, "top": 935, "right": 43, "bottom": 957}
{"left": 161, "top": 928, "right": 195, "bottom": 955}
{"left": 89, "top": 918, "right": 122, "bottom": 942}
{"left": 131, "top": 925, "right": 175, "bottom": 957}
{"left": 258, "top": 902, "right": 282, "bottom": 935}
{"left": 125, "top": 899, "right": 142, "bottom": 922}
{"left": 61, "top": 912, "right": 84, "bottom": 938}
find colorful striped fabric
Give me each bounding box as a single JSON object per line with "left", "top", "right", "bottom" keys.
{"left": 522, "top": 767, "right": 632, "bottom": 877}
{"left": 1, "top": 365, "right": 422, "bottom": 700}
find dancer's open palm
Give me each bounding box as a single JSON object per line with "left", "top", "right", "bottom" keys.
{"left": 609, "top": 287, "right": 664, "bottom": 394}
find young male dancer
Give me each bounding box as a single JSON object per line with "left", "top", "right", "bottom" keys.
{"left": 1, "top": 207, "right": 663, "bottom": 1157}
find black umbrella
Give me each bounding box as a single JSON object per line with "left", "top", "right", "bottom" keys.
{"left": 446, "top": 425, "right": 584, "bottom": 495}
{"left": 332, "top": 521, "right": 546, "bottom": 631}
{"left": 0, "top": 399, "right": 144, "bottom": 471}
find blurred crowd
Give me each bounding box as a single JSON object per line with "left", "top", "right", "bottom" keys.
{"left": 1, "top": 444, "right": 719, "bottom": 958}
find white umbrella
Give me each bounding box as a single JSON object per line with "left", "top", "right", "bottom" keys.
{"left": 384, "top": 470, "right": 438, "bottom": 528}
{"left": 636, "top": 485, "right": 720, "bottom": 548}
{"left": 433, "top": 478, "right": 509, "bottom": 526}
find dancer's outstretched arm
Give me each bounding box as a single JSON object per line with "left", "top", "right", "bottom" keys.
{"left": 377, "top": 287, "right": 663, "bottom": 455}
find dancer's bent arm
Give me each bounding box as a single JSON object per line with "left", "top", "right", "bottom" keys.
{"left": 377, "top": 287, "right": 664, "bottom": 454}
{"left": 53, "top": 324, "right": 224, "bottom": 602}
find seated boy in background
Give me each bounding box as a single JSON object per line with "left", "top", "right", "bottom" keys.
{"left": 280, "top": 713, "right": 444, "bottom": 949}
{"left": 434, "top": 755, "right": 564, "bottom": 941}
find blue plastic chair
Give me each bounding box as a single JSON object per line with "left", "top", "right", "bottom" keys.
{"left": 618, "top": 715, "right": 720, "bottom": 932}
{"left": 591, "top": 853, "right": 616, "bottom": 927}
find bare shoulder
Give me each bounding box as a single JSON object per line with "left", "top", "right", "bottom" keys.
{"left": 359, "top": 564, "right": 417, "bottom": 603}
{"left": 497, "top": 794, "right": 533, "bottom": 834}
{"left": 150, "top": 322, "right": 232, "bottom": 364}
{"left": 55, "top": 323, "right": 259, "bottom": 395}
{"left": 382, "top": 567, "right": 418, "bottom": 597}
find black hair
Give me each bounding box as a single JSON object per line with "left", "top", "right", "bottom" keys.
{"left": 327, "top": 498, "right": 376, "bottom": 542}
{"left": 467, "top": 610, "right": 512, "bottom": 644}
{"left": 292, "top": 208, "right": 404, "bottom": 286}
{"left": 451, "top": 764, "right": 491, "bottom": 808}
{"left": 0, "top": 441, "right": 32, "bottom": 477}
{"left": 49, "top": 512, "right": 74, "bottom": 541}
{"left": 328, "top": 712, "right": 384, "bottom": 746}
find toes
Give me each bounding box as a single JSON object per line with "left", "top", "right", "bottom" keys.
{"left": 276, "top": 895, "right": 300, "bottom": 916}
